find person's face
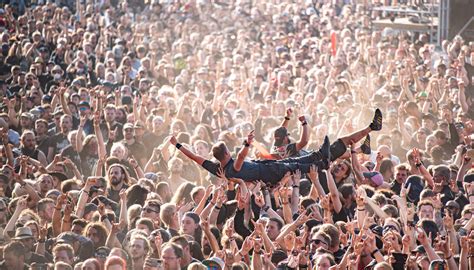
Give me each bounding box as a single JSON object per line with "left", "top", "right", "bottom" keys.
{"left": 416, "top": 130, "right": 427, "bottom": 144}
{"left": 419, "top": 205, "right": 434, "bottom": 220}
{"left": 105, "top": 108, "right": 116, "bottom": 122}
{"left": 20, "top": 237, "right": 35, "bottom": 250}
{"left": 331, "top": 161, "right": 349, "bottom": 180}
{"left": 54, "top": 250, "right": 72, "bottom": 264}
{"left": 42, "top": 202, "right": 55, "bottom": 221}
{"left": 161, "top": 246, "right": 181, "bottom": 270}
{"left": 193, "top": 189, "right": 205, "bottom": 205}
{"left": 141, "top": 203, "right": 160, "bottom": 220}
{"left": 265, "top": 220, "right": 280, "bottom": 240}
{"left": 71, "top": 224, "right": 84, "bottom": 235}
{"left": 4, "top": 251, "right": 23, "bottom": 269}
{"left": 108, "top": 166, "right": 124, "bottom": 186}
{"left": 87, "top": 227, "right": 100, "bottom": 245}
{"left": 129, "top": 238, "right": 147, "bottom": 260}
{"left": 123, "top": 127, "right": 134, "bottom": 140}
{"left": 433, "top": 171, "right": 447, "bottom": 185}
{"left": 310, "top": 236, "right": 329, "bottom": 251}
{"left": 106, "top": 264, "right": 123, "bottom": 270}
{"left": 194, "top": 143, "right": 209, "bottom": 158}
{"left": 78, "top": 106, "right": 90, "bottom": 117}
{"left": 395, "top": 169, "right": 408, "bottom": 184}
{"left": 315, "top": 256, "right": 331, "bottom": 270}
{"left": 422, "top": 119, "right": 435, "bottom": 130}
{"left": 426, "top": 136, "right": 436, "bottom": 151}
{"left": 39, "top": 176, "right": 53, "bottom": 192}
{"left": 181, "top": 216, "right": 197, "bottom": 236}
{"left": 22, "top": 133, "right": 36, "bottom": 149}
{"left": 111, "top": 146, "right": 125, "bottom": 160}
{"left": 35, "top": 122, "right": 48, "bottom": 134}
{"left": 20, "top": 116, "right": 32, "bottom": 128}
{"left": 60, "top": 116, "right": 72, "bottom": 133}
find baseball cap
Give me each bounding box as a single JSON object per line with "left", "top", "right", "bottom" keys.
{"left": 78, "top": 101, "right": 91, "bottom": 108}
{"left": 202, "top": 257, "right": 225, "bottom": 270}
{"left": 362, "top": 171, "right": 384, "bottom": 187}
{"left": 274, "top": 126, "right": 289, "bottom": 140}
{"left": 123, "top": 123, "right": 134, "bottom": 129}
{"left": 464, "top": 173, "right": 474, "bottom": 183}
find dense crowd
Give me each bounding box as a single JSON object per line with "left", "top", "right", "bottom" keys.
{"left": 0, "top": 0, "right": 473, "bottom": 269}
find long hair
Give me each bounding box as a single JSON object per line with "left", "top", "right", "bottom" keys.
{"left": 107, "top": 164, "right": 131, "bottom": 185}
{"left": 171, "top": 182, "right": 196, "bottom": 205}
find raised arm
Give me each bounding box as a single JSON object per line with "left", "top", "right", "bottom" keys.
{"left": 234, "top": 130, "right": 254, "bottom": 172}
{"left": 326, "top": 169, "right": 342, "bottom": 213}
{"left": 169, "top": 136, "right": 206, "bottom": 166}
{"left": 295, "top": 115, "right": 309, "bottom": 151}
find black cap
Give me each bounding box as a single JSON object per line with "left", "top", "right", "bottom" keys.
{"left": 274, "top": 127, "right": 289, "bottom": 146}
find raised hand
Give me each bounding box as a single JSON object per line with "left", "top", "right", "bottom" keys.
{"left": 119, "top": 188, "right": 127, "bottom": 202}
{"left": 16, "top": 196, "right": 28, "bottom": 212}
{"left": 108, "top": 127, "right": 118, "bottom": 141}
{"left": 254, "top": 192, "right": 265, "bottom": 208}
{"left": 169, "top": 135, "right": 178, "bottom": 146}
{"left": 416, "top": 227, "right": 431, "bottom": 246}
{"left": 298, "top": 115, "right": 306, "bottom": 123}
{"left": 246, "top": 130, "right": 255, "bottom": 145}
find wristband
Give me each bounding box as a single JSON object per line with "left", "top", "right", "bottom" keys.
{"left": 415, "top": 163, "right": 422, "bottom": 168}
{"left": 262, "top": 206, "right": 270, "bottom": 212}
{"left": 214, "top": 205, "right": 221, "bottom": 210}
{"left": 351, "top": 150, "right": 357, "bottom": 154}
{"left": 243, "top": 140, "right": 250, "bottom": 147}
{"left": 100, "top": 215, "right": 109, "bottom": 222}
{"left": 301, "top": 121, "right": 307, "bottom": 126}
{"left": 446, "top": 254, "right": 452, "bottom": 260}
{"left": 175, "top": 143, "right": 182, "bottom": 149}
{"left": 284, "top": 116, "right": 290, "bottom": 121}
{"left": 357, "top": 208, "right": 366, "bottom": 211}
{"left": 292, "top": 185, "right": 299, "bottom": 188}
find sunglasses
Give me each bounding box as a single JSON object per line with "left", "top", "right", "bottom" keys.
{"left": 143, "top": 207, "right": 159, "bottom": 214}
{"left": 311, "top": 239, "right": 327, "bottom": 246}
{"left": 95, "top": 252, "right": 108, "bottom": 258}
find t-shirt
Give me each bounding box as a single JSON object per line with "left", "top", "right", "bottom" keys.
{"left": 49, "top": 133, "right": 70, "bottom": 155}
{"left": 36, "top": 136, "right": 51, "bottom": 157}
{"left": 61, "top": 145, "right": 82, "bottom": 170}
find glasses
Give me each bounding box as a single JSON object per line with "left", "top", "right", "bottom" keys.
{"left": 383, "top": 225, "right": 399, "bottom": 233}
{"left": 95, "top": 252, "right": 108, "bottom": 258}
{"left": 124, "top": 129, "right": 133, "bottom": 133}
{"left": 311, "top": 239, "right": 327, "bottom": 246}
{"left": 143, "top": 207, "right": 159, "bottom": 214}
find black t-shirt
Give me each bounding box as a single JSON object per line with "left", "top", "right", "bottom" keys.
{"left": 0, "top": 63, "right": 11, "bottom": 77}
{"left": 61, "top": 145, "right": 82, "bottom": 170}
{"left": 26, "top": 252, "right": 48, "bottom": 265}
{"left": 391, "top": 181, "right": 402, "bottom": 195}
{"left": 36, "top": 136, "right": 51, "bottom": 157}
{"left": 49, "top": 133, "right": 70, "bottom": 156}
{"left": 332, "top": 203, "right": 355, "bottom": 223}
{"left": 124, "top": 139, "right": 147, "bottom": 163}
